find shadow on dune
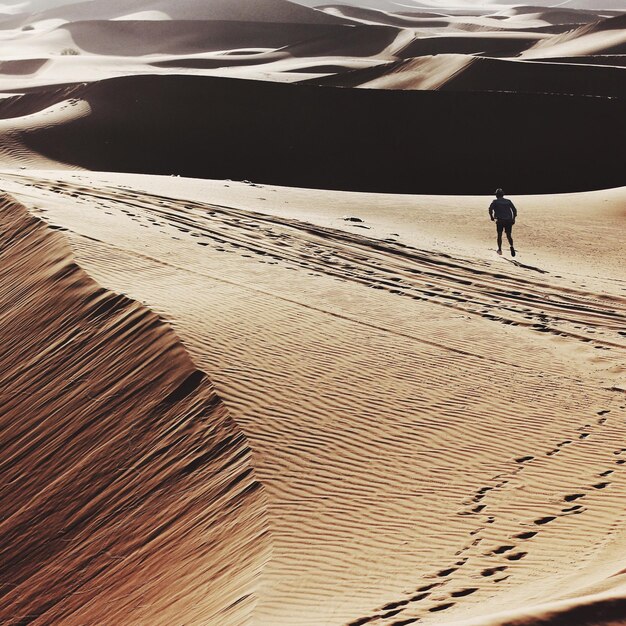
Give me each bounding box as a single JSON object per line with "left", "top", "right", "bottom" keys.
{"left": 437, "top": 56, "right": 626, "bottom": 98}
{"left": 525, "top": 55, "right": 626, "bottom": 67}
{"left": 57, "top": 19, "right": 400, "bottom": 58}
{"left": 0, "top": 196, "right": 270, "bottom": 625}
{"left": 9, "top": 74, "right": 625, "bottom": 195}
{"left": 310, "top": 55, "right": 626, "bottom": 98}
{"left": 397, "top": 35, "right": 544, "bottom": 57}
{"left": 457, "top": 591, "right": 626, "bottom": 626}
{"left": 0, "top": 59, "right": 49, "bottom": 76}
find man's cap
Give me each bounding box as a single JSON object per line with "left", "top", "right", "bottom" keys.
{"left": 495, "top": 188, "right": 504, "bottom": 197}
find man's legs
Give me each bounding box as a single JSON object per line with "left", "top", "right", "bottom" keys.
{"left": 505, "top": 223, "right": 516, "bottom": 256}
{"left": 496, "top": 221, "right": 504, "bottom": 253}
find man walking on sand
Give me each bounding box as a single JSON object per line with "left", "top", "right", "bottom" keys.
{"left": 489, "top": 188, "right": 517, "bottom": 257}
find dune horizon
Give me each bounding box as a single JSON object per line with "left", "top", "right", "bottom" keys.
{"left": 0, "top": 1, "right": 624, "bottom": 625}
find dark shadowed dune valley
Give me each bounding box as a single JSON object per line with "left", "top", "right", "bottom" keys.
{"left": 0, "top": 1, "right": 624, "bottom": 625}
{"left": 3, "top": 74, "right": 624, "bottom": 194}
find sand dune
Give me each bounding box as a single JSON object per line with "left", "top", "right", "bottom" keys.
{"left": 0, "top": 3, "right": 624, "bottom": 625}
{"left": 525, "top": 54, "right": 626, "bottom": 67}
{"left": 55, "top": 19, "right": 400, "bottom": 58}
{"left": 523, "top": 14, "right": 626, "bottom": 58}
{"left": 397, "top": 33, "right": 546, "bottom": 57}
{"left": 0, "top": 58, "right": 49, "bottom": 75}
{"left": 0, "top": 2, "right": 622, "bottom": 95}
{"left": 496, "top": 6, "right": 601, "bottom": 22}
{"left": 329, "top": 54, "right": 626, "bottom": 98}
{"left": 1, "top": 170, "right": 624, "bottom": 625}
{"left": 435, "top": 55, "right": 626, "bottom": 96}
{"left": 111, "top": 10, "right": 171, "bottom": 21}
{"left": 5, "top": 0, "right": 348, "bottom": 27}
{"left": 320, "top": 4, "right": 605, "bottom": 32}
{"left": 456, "top": 589, "right": 626, "bottom": 626}
{"left": 308, "top": 54, "right": 473, "bottom": 89}
{"left": 0, "top": 194, "right": 269, "bottom": 624}
{"left": 58, "top": 20, "right": 352, "bottom": 56}
{"left": 577, "top": 12, "right": 626, "bottom": 34}
{"left": 0, "top": 74, "right": 623, "bottom": 194}
{"left": 314, "top": 5, "right": 449, "bottom": 27}
{"left": 0, "top": 95, "right": 90, "bottom": 168}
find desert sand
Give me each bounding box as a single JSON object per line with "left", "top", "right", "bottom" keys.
{"left": 0, "top": 1, "right": 624, "bottom": 625}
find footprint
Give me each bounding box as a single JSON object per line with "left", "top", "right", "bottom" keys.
{"left": 409, "top": 592, "right": 430, "bottom": 602}
{"left": 514, "top": 531, "right": 537, "bottom": 540}
{"left": 515, "top": 456, "right": 534, "bottom": 464}
{"left": 564, "top": 494, "right": 585, "bottom": 502}
{"left": 592, "top": 482, "right": 610, "bottom": 490}
{"left": 473, "top": 487, "right": 493, "bottom": 502}
{"left": 481, "top": 566, "right": 507, "bottom": 577}
{"left": 416, "top": 583, "right": 439, "bottom": 593}
{"left": 429, "top": 603, "right": 455, "bottom": 613}
{"left": 390, "top": 620, "right": 419, "bottom": 626}
{"left": 561, "top": 504, "right": 587, "bottom": 513}
{"left": 599, "top": 470, "right": 614, "bottom": 477}
{"left": 451, "top": 588, "right": 478, "bottom": 598}
{"left": 534, "top": 516, "right": 556, "bottom": 525}
{"left": 437, "top": 567, "right": 458, "bottom": 577}
{"left": 579, "top": 433, "right": 590, "bottom": 440}
{"left": 382, "top": 600, "right": 410, "bottom": 611}
{"left": 506, "top": 551, "right": 527, "bottom": 561}
{"left": 491, "top": 545, "right": 515, "bottom": 555}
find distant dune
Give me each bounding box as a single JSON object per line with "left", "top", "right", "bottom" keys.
{"left": 499, "top": 6, "right": 603, "bottom": 23}
{"left": 314, "top": 5, "right": 450, "bottom": 27}
{"left": 525, "top": 54, "right": 626, "bottom": 66}
{"left": 0, "top": 58, "right": 49, "bottom": 75}
{"left": 56, "top": 19, "right": 400, "bottom": 58}
{"left": 523, "top": 13, "right": 626, "bottom": 57}
{"left": 4, "top": 0, "right": 348, "bottom": 26}
{"left": 312, "top": 53, "right": 626, "bottom": 98}
{"left": 59, "top": 20, "right": 352, "bottom": 56}
{"left": 397, "top": 34, "right": 546, "bottom": 58}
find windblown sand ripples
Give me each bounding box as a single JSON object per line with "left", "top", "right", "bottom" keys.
{"left": 2, "top": 173, "right": 623, "bottom": 625}
{"left": 0, "top": 195, "right": 269, "bottom": 625}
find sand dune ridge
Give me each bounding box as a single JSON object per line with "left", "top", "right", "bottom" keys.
{"left": 0, "top": 194, "right": 270, "bottom": 625}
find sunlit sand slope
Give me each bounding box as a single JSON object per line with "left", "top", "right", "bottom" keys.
{"left": 0, "top": 195, "right": 269, "bottom": 625}
{"left": 2, "top": 172, "right": 624, "bottom": 625}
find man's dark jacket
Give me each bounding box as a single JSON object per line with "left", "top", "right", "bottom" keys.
{"left": 489, "top": 198, "right": 517, "bottom": 222}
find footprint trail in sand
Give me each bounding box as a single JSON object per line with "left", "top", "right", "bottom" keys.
{"left": 1, "top": 171, "right": 624, "bottom": 625}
